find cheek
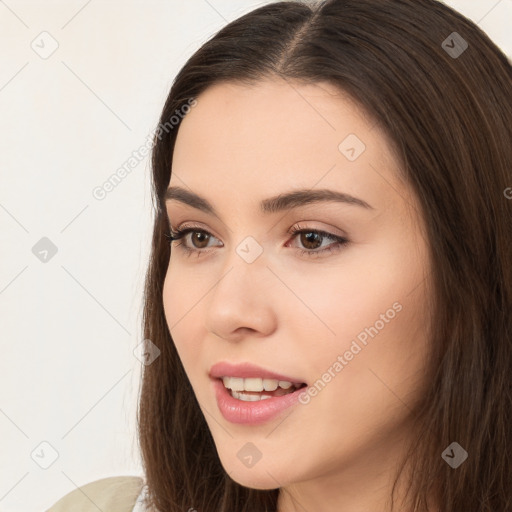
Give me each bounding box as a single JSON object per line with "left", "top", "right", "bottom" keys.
{"left": 280, "top": 245, "right": 430, "bottom": 462}
{"left": 284, "top": 238, "right": 430, "bottom": 383}
{"left": 162, "top": 263, "right": 203, "bottom": 369}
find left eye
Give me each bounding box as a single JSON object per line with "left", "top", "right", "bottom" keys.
{"left": 165, "top": 225, "right": 349, "bottom": 259}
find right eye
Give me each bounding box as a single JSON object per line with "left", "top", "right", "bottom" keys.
{"left": 166, "top": 227, "right": 222, "bottom": 257}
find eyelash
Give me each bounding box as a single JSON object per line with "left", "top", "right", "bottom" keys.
{"left": 164, "top": 223, "right": 349, "bottom": 259}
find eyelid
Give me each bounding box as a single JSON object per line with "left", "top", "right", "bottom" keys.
{"left": 286, "top": 221, "right": 348, "bottom": 239}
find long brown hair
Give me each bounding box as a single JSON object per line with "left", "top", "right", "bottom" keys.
{"left": 136, "top": 1, "right": 512, "bottom": 510}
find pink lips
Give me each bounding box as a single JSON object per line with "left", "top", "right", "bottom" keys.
{"left": 211, "top": 378, "right": 307, "bottom": 424}
{"left": 209, "top": 361, "right": 305, "bottom": 384}
{"left": 209, "top": 361, "right": 308, "bottom": 425}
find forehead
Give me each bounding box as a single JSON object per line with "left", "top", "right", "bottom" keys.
{"left": 173, "top": 79, "right": 374, "bottom": 155}
{"left": 169, "top": 79, "right": 405, "bottom": 216}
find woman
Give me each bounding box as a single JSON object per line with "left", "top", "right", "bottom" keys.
{"left": 46, "top": 0, "right": 512, "bottom": 511}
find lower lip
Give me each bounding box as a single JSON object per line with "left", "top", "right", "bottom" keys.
{"left": 212, "top": 378, "right": 306, "bottom": 425}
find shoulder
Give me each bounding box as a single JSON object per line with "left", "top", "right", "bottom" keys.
{"left": 45, "top": 475, "right": 145, "bottom": 512}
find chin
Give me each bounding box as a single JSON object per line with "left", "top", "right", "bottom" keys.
{"left": 226, "top": 468, "right": 283, "bottom": 491}
{"left": 216, "top": 451, "right": 293, "bottom": 490}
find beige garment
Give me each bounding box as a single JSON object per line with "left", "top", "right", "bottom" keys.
{"left": 45, "top": 475, "right": 145, "bottom": 512}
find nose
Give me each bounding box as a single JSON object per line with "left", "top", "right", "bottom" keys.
{"left": 204, "top": 250, "right": 278, "bottom": 343}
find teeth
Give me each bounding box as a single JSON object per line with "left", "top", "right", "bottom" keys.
{"left": 263, "top": 379, "right": 279, "bottom": 391}
{"left": 222, "top": 377, "right": 245, "bottom": 391}
{"left": 222, "top": 376, "right": 301, "bottom": 392}
{"left": 231, "top": 390, "right": 273, "bottom": 401}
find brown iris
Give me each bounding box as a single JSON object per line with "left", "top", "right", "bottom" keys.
{"left": 190, "top": 231, "right": 210, "bottom": 249}
{"left": 300, "top": 231, "right": 322, "bottom": 250}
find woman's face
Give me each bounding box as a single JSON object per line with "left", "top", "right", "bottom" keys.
{"left": 163, "top": 78, "right": 432, "bottom": 507}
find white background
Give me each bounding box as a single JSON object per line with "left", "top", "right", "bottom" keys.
{"left": 0, "top": 1, "right": 510, "bottom": 511}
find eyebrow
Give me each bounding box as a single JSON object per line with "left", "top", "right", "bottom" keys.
{"left": 164, "top": 186, "right": 374, "bottom": 215}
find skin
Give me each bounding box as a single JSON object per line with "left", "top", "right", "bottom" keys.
{"left": 162, "top": 78, "right": 434, "bottom": 512}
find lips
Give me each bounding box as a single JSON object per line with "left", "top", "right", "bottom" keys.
{"left": 209, "top": 361, "right": 306, "bottom": 385}
{"left": 211, "top": 377, "right": 307, "bottom": 424}
{"left": 209, "top": 362, "right": 309, "bottom": 424}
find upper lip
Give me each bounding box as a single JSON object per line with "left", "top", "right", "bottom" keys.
{"left": 209, "top": 361, "right": 306, "bottom": 384}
